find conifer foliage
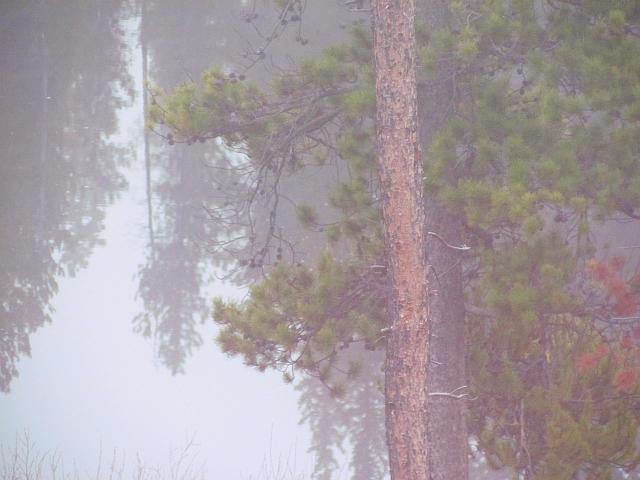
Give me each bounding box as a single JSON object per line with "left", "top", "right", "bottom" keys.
{"left": 149, "top": 0, "right": 640, "bottom": 478}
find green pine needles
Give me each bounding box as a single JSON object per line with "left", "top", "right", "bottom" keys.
{"left": 151, "top": 1, "right": 640, "bottom": 477}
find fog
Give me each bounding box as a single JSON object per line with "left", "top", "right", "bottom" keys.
{"left": 2, "top": 1, "right": 640, "bottom": 479}
{"left": 0, "top": 9, "right": 312, "bottom": 479}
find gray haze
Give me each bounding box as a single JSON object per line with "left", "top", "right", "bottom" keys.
{"left": 0, "top": 8, "right": 313, "bottom": 478}
{"left": 4, "top": 2, "right": 637, "bottom": 479}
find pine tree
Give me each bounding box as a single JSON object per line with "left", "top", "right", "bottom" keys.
{"left": 297, "top": 376, "right": 345, "bottom": 480}
{"left": 371, "top": 1, "right": 431, "bottom": 478}
{"left": 296, "top": 347, "right": 387, "bottom": 480}
{"left": 343, "top": 349, "right": 387, "bottom": 480}
{"left": 148, "top": 0, "right": 640, "bottom": 477}
{"left": 417, "top": 1, "right": 469, "bottom": 477}
{"left": 0, "top": 0, "right": 130, "bottom": 392}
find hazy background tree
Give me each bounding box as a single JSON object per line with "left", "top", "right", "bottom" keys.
{"left": 0, "top": 0, "right": 132, "bottom": 392}
{"left": 136, "top": 2, "right": 383, "bottom": 478}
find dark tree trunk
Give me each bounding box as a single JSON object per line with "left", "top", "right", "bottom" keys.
{"left": 417, "top": 1, "right": 469, "bottom": 479}
{"left": 372, "top": 1, "right": 430, "bottom": 479}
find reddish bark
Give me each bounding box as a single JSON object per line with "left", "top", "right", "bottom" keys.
{"left": 372, "top": 1, "right": 430, "bottom": 479}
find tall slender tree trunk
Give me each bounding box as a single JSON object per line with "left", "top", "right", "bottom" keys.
{"left": 372, "top": 2, "right": 430, "bottom": 479}
{"left": 417, "top": 1, "right": 469, "bottom": 479}
{"left": 141, "top": 0, "right": 154, "bottom": 251}
{"left": 37, "top": 27, "right": 49, "bottom": 244}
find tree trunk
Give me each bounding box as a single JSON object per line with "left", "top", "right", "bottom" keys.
{"left": 417, "top": 1, "right": 469, "bottom": 479}
{"left": 372, "top": 2, "right": 430, "bottom": 479}
{"left": 141, "top": 0, "right": 154, "bottom": 252}
{"left": 38, "top": 27, "right": 49, "bottom": 243}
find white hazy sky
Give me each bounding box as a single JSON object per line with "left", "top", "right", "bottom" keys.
{"left": 0, "top": 17, "right": 313, "bottom": 479}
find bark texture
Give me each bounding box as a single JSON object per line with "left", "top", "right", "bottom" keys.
{"left": 417, "top": 1, "right": 469, "bottom": 478}
{"left": 372, "top": 2, "right": 430, "bottom": 479}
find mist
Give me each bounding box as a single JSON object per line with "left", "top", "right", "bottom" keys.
{"left": 2, "top": 1, "right": 640, "bottom": 479}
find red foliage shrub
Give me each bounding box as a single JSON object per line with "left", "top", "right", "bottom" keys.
{"left": 576, "top": 344, "right": 609, "bottom": 373}
{"left": 587, "top": 257, "right": 640, "bottom": 317}
{"left": 614, "top": 367, "right": 637, "bottom": 393}
{"left": 621, "top": 334, "right": 634, "bottom": 349}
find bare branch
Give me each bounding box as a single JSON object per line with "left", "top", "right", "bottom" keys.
{"left": 428, "top": 385, "right": 476, "bottom": 400}
{"left": 427, "top": 231, "right": 471, "bottom": 251}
